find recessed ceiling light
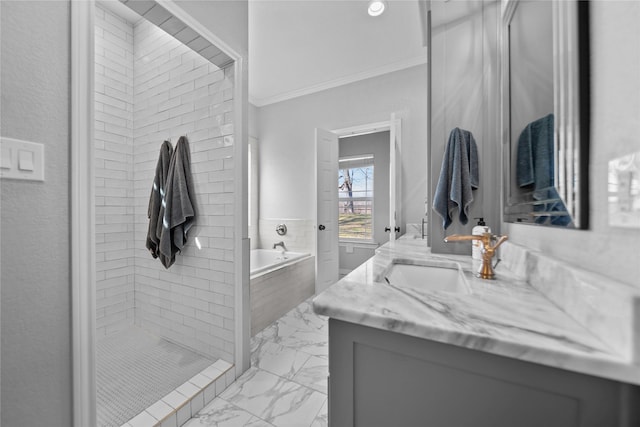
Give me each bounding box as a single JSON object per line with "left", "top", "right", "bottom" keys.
{"left": 368, "top": 0, "right": 387, "bottom": 17}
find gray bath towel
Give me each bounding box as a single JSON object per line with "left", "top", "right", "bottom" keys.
{"left": 516, "top": 113, "right": 554, "bottom": 193}
{"left": 146, "top": 140, "right": 173, "bottom": 263}
{"left": 516, "top": 114, "right": 570, "bottom": 225}
{"left": 159, "top": 136, "right": 196, "bottom": 269}
{"left": 433, "top": 127, "right": 479, "bottom": 229}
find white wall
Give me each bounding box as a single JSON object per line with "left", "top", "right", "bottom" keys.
{"left": 503, "top": 1, "right": 640, "bottom": 288}
{"left": 248, "top": 106, "right": 259, "bottom": 248}
{"left": 132, "top": 18, "right": 237, "bottom": 361}
{"left": 1, "top": 1, "right": 73, "bottom": 426}
{"left": 249, "top": 100, "right": 259, "bottom": 138}
{"left": 95, "top": 4, "right": 136, "bottom": 339}
{"left": 257, "top": 64, "right": 428, "bottom": 228}
{"left": 429, "top": 0, "right": 500, "bottom": 255}
{"left": 258, "top": 218, "right": 315, "bottom": 253}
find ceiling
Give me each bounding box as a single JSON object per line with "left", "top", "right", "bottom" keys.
{"left": 249, "top": 0, "right": 428, "bottom": 106}
{"left": 103, "top": 0, "right": 429, "bottom": 107}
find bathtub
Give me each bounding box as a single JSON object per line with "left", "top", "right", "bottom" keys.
{"left": 250, "top": 249, "right": 315, "bottom": 336}
{"left": 250, "top": 249, "right": 310, "bottom": 277}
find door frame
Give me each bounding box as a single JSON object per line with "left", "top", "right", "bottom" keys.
{"left": 70, "top": 2, "right": 96, "bottom": 425}
{"left": 315, "top": 128, "right": 340, "bottom": 293}
{"left": 332, "top": 118, "right": 402, "bottom": 239}
{"left": 70, "top": 2, "right": 248, "bottom": 426}
{"left": 333, "top": 121, "right": 391, "bottom": 139}
{"left": 314, "top": 118, "right": 402, "bottom": 289}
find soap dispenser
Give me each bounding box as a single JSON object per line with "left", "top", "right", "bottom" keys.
{"left": 472, "top": 218, "right": 490, "bottom": 260}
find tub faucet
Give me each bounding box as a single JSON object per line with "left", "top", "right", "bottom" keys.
{"left": 273, "top": 241, "right": 286, "bottom": 251}
{"left": 444, "top": 232, "right": 508, "bottom": 280}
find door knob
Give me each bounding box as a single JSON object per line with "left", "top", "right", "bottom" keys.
{"left": 318, "top": 224, "right": 326, "bottom": 231}
{"left": 384, "top": 227, "right": 391, "bottom": 232}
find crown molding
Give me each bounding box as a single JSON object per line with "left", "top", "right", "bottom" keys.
{"left": 250, "top": 55, "right": 428, "bottom": 107}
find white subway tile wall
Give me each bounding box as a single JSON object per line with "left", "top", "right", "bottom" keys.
{"left": 95, "top": 4, "right": 136, "bottom": 339}
{"left": 95, "top": 6, "right": 236, "bottom": 362}
{"left": 258, "top": 219, "right": 315, "bottom": 254}
{"left": 133, "top": 19, "right": 235, "bottom": 362}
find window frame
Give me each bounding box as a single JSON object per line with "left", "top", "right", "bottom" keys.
{"left": 338, "top": 154, "right": 375, "bottom": 243}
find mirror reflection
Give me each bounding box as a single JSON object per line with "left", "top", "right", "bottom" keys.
{"left": 509, "top": 1, "right": 569, "bottom": 226}
{"left": 503, "top": 0, "right": 589, "bottom": 228}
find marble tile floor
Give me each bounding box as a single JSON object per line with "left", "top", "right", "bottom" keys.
{"left": 184, "top": 298, "right": 329, "bottom": 427}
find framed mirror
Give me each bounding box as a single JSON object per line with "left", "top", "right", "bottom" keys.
{"left": 502, "top": 0, "right": 590, "bottom": 228}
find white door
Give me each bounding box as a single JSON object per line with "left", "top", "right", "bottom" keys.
{"left": 389, "top": 115, "right": 402, "bottom": 241}
{"left": 315, "top": 128, "right": 339, "bottom": 293}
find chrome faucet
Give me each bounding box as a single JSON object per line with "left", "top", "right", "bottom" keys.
{"left": 273, "top": 241, "right": 286, "bottom": 251}
{"left": 444, "top": 232, "right": 508, "bottom": 279}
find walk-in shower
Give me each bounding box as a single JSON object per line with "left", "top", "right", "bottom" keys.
{"left": 93, "top": 2, "right": 240, "bottom": 425}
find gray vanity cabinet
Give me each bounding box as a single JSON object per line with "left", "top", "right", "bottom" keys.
{"left": 328, "top": 319, "right": 640, "bottom": 427}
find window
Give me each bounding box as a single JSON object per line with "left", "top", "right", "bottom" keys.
{"left": 338, "top": 155, "right": 374, "bottom": 241}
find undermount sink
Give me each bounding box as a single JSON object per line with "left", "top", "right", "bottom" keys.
{"left": 382, "top": 259, "right": 470, "bottom": 294}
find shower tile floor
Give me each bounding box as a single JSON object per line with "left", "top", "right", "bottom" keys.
{"left": 185, "top": 298, "right": 329, "bottom": 427}
{"left": 97, "top": 326, "right": 216, "bottom": 427}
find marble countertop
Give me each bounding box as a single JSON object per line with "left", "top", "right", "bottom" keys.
{"left": 312, "top": 233, "right": 640, "bottom": 385}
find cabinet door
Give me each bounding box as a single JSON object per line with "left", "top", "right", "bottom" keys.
{"left": 329, "top": 319, "right": 636, "bottom": 427}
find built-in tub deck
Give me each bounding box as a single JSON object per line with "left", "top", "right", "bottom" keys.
{"left": 250, "top": 249, "right": 315, "bottom": 336}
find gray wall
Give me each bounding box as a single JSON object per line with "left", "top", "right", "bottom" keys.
{"left": 429, "top": 1, "right": 501, "bottom": 255}
{"left": 1, "top": 1, "right": 249, "bottom": 425}
{"left": 503, "top": 1, "right": 640, "bottom": 287}
{"left": 258, "top": 64, "right": 428, "bottom": 229}
{"left": 1, "top": 1, "right": 73, "bottom": 426}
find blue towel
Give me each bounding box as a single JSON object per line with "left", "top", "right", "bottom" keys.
{"left": 159, "top": 136, "right": 196, "bottom": 268}
{"left": 516, "top": 113, "right": 554, "bottom": 193}
{"left": 433, "top": 128, "right": 479, "bottom": 229}
{"left": 516, "top": 114, "right": 571, "bottom": 226}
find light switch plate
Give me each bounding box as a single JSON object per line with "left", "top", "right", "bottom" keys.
{"left": 18, "top": 150, "right": 35, "bottom": 171}
{"left": 1, "top": 147, "right": 12, "bottom": 169}
{"left": 0, "top": 137, "right": 45, "bottom": 181}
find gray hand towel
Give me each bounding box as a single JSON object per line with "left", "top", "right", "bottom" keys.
{"left": 146, "top": 140, "right": 173, "bottom": 262}
{"left": 516, "top": 114, "right": 570, "bottom": 225}
{"left": 516, "top": 113, "right": 554, "bottom": 194}
{"left": 159, "top": 136, "right": 197, "bottom": 269}
{"left": 432, "top": 127, "right": 479, "bottom": 229}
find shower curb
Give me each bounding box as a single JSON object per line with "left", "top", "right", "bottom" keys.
{"left": 120, "top": 359, "right": 236, "bottom": 427}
